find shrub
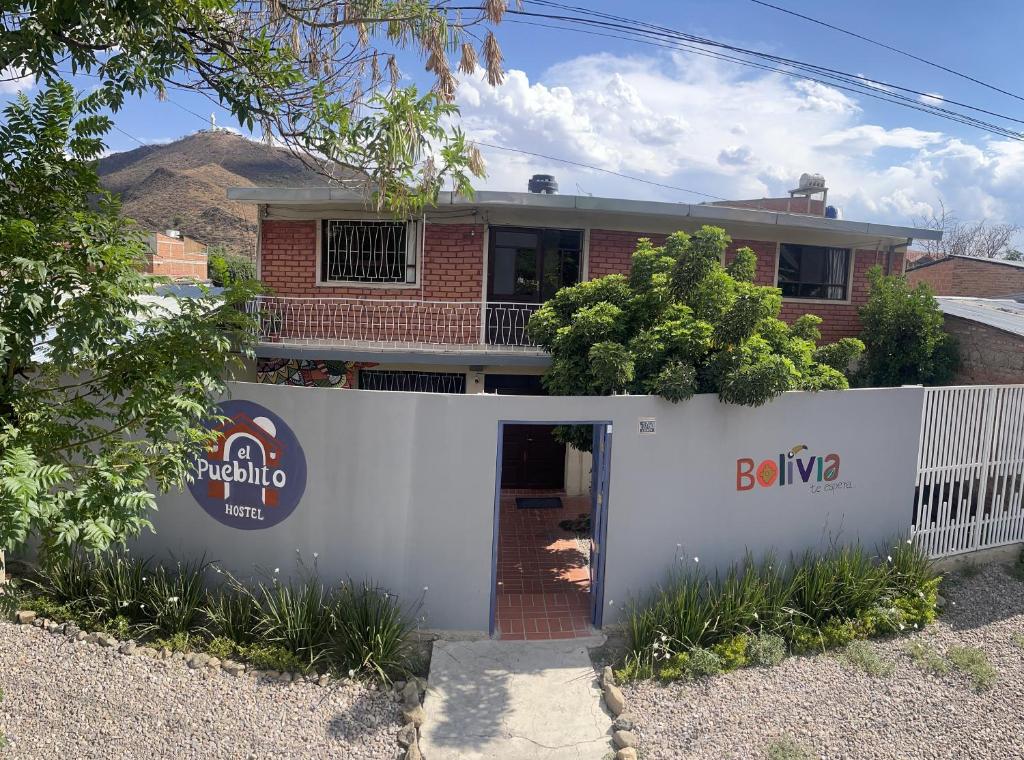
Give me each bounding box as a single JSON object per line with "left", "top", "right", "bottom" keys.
{"left": 207, "top": 578, "right": 261, "bottom": 644}
{"left": 253, "top": 574, "right": 334, "bottom": 671}
{"left": 856, "top": 266, "right": 958, "bottom": 387}
{"left": 30, "top": 552, "right": 94, "bottom": 606}
{"left": 684, "top": 647, "right": 723, "bottom": 678}
{"left": 622, "top": 540, "right": 939, "bottom": 681}
{"left": 748, "top": 634, "right": 786, "bottom": 667}
{"left": 91, "top": 552, "right": 152, "bottom": 625}
{"left": 947, "top": 646, "right": 997, "bottom": 691}
{"left": 207, "top": 246, "right": 255, "bottom": 287}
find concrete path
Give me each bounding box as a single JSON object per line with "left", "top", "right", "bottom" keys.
{"left": 419, "top": 637, "right": 612, "bottom": 760}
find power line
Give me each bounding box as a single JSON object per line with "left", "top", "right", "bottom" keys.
{"left": 512, "top": 2, "right": 1024, "bottom": 141}
{"left": 746, "top": 0, "right": 1024, "bottom": 104}
{"left": 474, "top": 141, "right": 727, "bottom": 200}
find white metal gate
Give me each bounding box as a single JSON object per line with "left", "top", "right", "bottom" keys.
{"left": 913, "top": 385, "right": 1024, "bottom": 558}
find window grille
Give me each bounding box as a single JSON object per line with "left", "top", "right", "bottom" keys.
{"left": 321, "top": 220, "right": 415, "bottom": 284}
{"left": 777, "top": 244, "right": 850, "bottom": 300}
{"left": 358, "top": 369, "right": 467, "bottom": 394}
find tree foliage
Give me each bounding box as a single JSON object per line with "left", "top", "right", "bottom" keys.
{"left": 1, "top": 0, "right": 511, "bottom": 213}
{"left": 0, "top": 84, "right": 257, "bottom": 555}
{"left": 208, "top": 246, "right": 257, "bottom": 287}
{"left": 855, "top": 266, "right": 959, "bottom": 387}
{"left": 528, "top": 228, "right": 863, "bottom": 411}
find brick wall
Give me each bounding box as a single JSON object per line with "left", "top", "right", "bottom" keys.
{"left": 146, "top": 232, "right": 207, "bottom": 279}
{"left": 587, "top": 229, "right": 668, "bottom": 279}
{"left": 907, "top": 256, "right": 1024, "bottom": 297}
{"left": 943, "top": 315, "right": 1024, "bottom": 384}
{"left": 260, "top": 220, "right": 484, "bottom": 298}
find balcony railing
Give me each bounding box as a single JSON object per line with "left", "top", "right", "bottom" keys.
{"left": 248, "top": 295, "right": 542, "bottom": 350}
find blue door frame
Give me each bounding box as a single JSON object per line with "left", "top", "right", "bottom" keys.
{"left": 489, "top": 420, "right": 613, "bottom": 637}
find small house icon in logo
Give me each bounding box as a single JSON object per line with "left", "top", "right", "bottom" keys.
{"left": 206, "top": 413, "right": 284, "bottom": 506}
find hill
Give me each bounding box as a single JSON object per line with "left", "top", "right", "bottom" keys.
{"left": 98, "top": 130, "right": 331, "bottom": 256}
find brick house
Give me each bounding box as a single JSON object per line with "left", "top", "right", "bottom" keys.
{"left": 907, "top": 254, "right": 1024, "bottom": 297}
{"left": 228, "top": 181, "right": 938, "bottom": 490}
{"left": 936, "top": 297, "right": 1024, "bottom": 385}
{"left": 144, "top": 230, "right": 208, "bottom": 280}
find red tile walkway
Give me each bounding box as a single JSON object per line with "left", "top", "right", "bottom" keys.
{"left": 495, "top": 490, "right": 593, "bottom": 640}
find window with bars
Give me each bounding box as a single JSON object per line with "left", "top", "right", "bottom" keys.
{"left": 777, "top": 244, "right": 851, "bottom": 300}
{"left": 358, "top": 370, "right": 467, "bottom": 394}
{"left": 321, "top": 220, "right": 416, "bottom": 284}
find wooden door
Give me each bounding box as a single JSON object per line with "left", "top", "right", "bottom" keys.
{"left": 500, "top": 424, "right": 566, "bottom": 490}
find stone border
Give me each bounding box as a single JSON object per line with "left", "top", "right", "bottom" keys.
{"left": 600, "top": 665, "right": 639, "bottom": 760}
{"left": 15, "top": 607, "right": 423, "bottom": 756}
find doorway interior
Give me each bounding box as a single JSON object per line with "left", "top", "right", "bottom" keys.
{"left": 490, "top": 421, "right": 612, "bottom": 640}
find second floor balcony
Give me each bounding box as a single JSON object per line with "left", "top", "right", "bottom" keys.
{"left": 248, "top": 295, "right": 544, "bottom": 353}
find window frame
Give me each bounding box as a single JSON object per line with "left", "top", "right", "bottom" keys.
{"left": 774, "top": 242, "right": 855, "bottom": 303}
{"left": 485, "top": 225, "right": 585, "bottom": 304}
{"left": 316, "top": 218, "right": 420, "bottom": 288}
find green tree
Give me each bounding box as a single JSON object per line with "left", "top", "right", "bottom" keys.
{"left": 527, "top": 228, "right": 863, "bottom": 419}
{"left": 2, "top": 0, "right": 510, "bottom": 213}
{"left": 855, "top": 266, "right": 958, "bottom": 387}
{"left": 0, "top": 84, "right": 258, "bottom": 556}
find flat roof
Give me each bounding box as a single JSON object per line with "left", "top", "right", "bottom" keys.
{"left": 908, "top": 253, "right": 1024, "bottom": 272}
{"left": 227, "top": 186, "right": 941, "bottom": 243}
{"left": 937, "top": 296, "right": 1024, "bottom": 337}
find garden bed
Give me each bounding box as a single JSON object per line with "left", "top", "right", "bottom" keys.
{"left": 622, "top": 561, "right": 1024, "bottom": 759}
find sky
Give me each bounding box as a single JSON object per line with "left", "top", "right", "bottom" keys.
{"left": 4, "top": 0, "right": 1022, "bottom": 234}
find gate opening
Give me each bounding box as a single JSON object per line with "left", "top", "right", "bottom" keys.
{"left": 490, "top": 421, "right": 612, "bottom": 640}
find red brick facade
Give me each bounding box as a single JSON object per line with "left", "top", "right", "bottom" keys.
{"left": 146, "top": 232, "right": 207, "bottom": 279}
{"left": 943, "top": 315, "right": 1024, "bottom": 384}
{"left": 907, "top": 256, "right": 1024, "bottom": 297}
{"left": 259, "top": 219, "right": 903, "bottom": 344}
{"left": 260, "top": 220, "right": 484, "bottom": 299}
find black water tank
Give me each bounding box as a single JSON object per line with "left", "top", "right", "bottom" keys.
{"left": 528, "top": 174, "right": 558, "bottom": 194}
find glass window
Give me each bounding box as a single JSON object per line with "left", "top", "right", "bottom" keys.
{"left": 487, "top": 226, "right": 582, "bottom": 303}
{"left": 321, "top": 220, "right": 413, "bottom": 283}
{"left": 777, "top": 244, "right": 850, "bottom": 300}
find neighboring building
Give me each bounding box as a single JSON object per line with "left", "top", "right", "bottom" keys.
{"left": 936, "top": 297, "right": 1024, "bottom": 385}
{"left": 907, "top": 254, "right": 1024, "bottom": 297}
{"left": 144, "top": 230, "right": 208, "bottom": 280}
{"left": 228, "top": 177, "right": 938, "bottom": 491}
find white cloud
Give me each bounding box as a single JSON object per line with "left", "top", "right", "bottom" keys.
{"left": 454, "top": 53, "right": 1024, "bottom": 239}
{"left": 0, "top": 66, "right": 33, "bottom": 95}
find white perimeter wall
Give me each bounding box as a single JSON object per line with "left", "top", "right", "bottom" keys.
{"left": 139, "top": 383, "right": 924, "bottom": 632}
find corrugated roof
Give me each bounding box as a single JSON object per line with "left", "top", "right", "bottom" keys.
{"left": 936, "top": 296, "right": 1024, "bottom": 337}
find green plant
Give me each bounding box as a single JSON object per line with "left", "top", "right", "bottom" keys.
{"left": 205, "top": 635, "right": 239, "bottom": 660}
{"left": 234, "top": 643, "right": 305, "bottom": 674}
{"left": 30, "top": 552, "right": 95, "bottom": 605}
{"left": 91, "top": 553, "right": 152, "bottom": 626}
{"left": 856, "top": 266, "right": 959, "bottom": 387}
{"left": 1008, "top": 548, "right": 1024, "bottom": 582}
{"left": 140, "top": 558, "right": 209, "bottom": 636}
{"left": 207, "top": 581, "right": 261, "bottom": 644}
{"left": 208, "top": 248, "right": 256, "bottom": 287}
{"left": 905, "top": 641, "right": 950, "bottom": 675}
{"left": 152, "top": 631, "right": 193, "bottom": 653}
{"left": 766, "top": 735, "right": 813, "bottom": 760}
{"left": 684, "top": 647, "right": 723, "bottom": 678}
{"left": 527, "top": 229, "right": 861, "bottom": 424}
{"left": 840, "top": 641, "right": 893, "bottom": 678}
{"left": 254, "top": 575, "right": 334, "bottom": 671}
{"left": 330, "top": 580, "right": 415, "bottom": 683}
{"left": 748, "top": 634, "right": 787, "bottom": 667}
{"left": 1012, "top": 633, "right": 1024, "bottom": 650}
{"left": 711, "top": 634, "right": 750, "bottom": 670}
{"left": 947, "top": 646, "right": 997, "bottom": 691}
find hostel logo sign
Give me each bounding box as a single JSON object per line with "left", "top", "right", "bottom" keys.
{"left": 189, "top": 399, "right": 307, "bottom": 529}
{"left": 736, "top": 444, "right": 851, "bottom": 493}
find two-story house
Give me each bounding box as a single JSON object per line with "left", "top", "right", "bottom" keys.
{"left": 228, "top": 175, "right": 939, "bottom": 491}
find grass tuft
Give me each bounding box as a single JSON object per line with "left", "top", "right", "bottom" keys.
{"left": 947, "top": 646, "right": 997, "bottom": 692}
{"left": 766, "top": 735, "right": 813, "bottom": 760}
{"left": 840, "top": 640, "right": 893, "bottom": 678}
{"left": 905, "top": 641, "right": 950, "bottom": 675}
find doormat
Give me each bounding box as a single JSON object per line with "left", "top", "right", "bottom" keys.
{"left": 516, "top": 496, "right": 563, "bottom": 510}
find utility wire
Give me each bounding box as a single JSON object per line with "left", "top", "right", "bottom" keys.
{"left": 746, "top": 0, "right": 1024, "bottom": 104}
{"left": 512, "top": 1, "right": 1024, "bottom": 140}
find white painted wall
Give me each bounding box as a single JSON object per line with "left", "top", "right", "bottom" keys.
{"left": 139, "top": 384, "right": 923, "bottom": 632}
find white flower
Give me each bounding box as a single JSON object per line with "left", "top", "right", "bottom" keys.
{"left": 423, "top": 586, "right": 429, "bottom": 592}
{"left": 608, "top": 599, "right": 615, "bottom": 606}
{"left": 348, "top": 669, "right": 355, "bottom": 678}
{"left": 906, "top": 539, "right": 913, "bottom": 544}
{"left": 168, "top": 596, "right": 179, "bottom": 603}
{"left": 313, "top": 552, "right": 319, "bottom": 559}
{"left": 887, "top": 555, "right": 893, "bottom": 562}
{"left": 119, "top": 601, "right": 129, "bottom": 608}
{"left": 694, "top": 557, "right": 699, "bottom": 563}
{"left": 676, "top": 543, "right": 682, "bottom": 548}
{"left": 274, "top": 568, "right": 280, "bottom": 574}
{"left": 660, "top": 634, "right": 668, "bottom": 641}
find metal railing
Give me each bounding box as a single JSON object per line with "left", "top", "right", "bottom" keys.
{"left": 248, "top": 295, "right": 542, "bottom": 350}
{"left": 912, "top": 385, "right": 1024, "bottom": 558}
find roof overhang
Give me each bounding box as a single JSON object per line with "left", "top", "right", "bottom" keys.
{"left": 228, "top": 186, "right": 942, "bottom": 245}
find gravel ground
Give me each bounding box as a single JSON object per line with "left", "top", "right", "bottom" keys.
{"left": 0, "top": 623, "right": 403, "bottom": 759}
{"left": 624, "top": 563, "right": 1024, "bottom": 760}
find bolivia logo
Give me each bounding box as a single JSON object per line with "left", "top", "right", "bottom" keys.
{"left": 188, "top": 399, "right": 307, "bottom": 529}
